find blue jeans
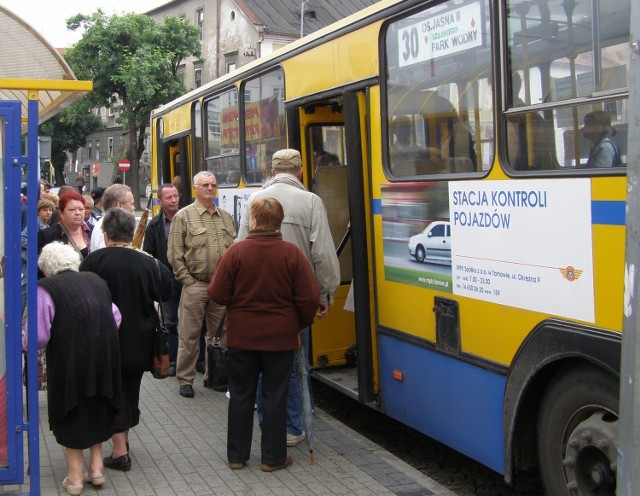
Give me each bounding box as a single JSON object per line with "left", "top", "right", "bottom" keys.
{"left": 256, "top": 328, "right": 312, "bottom": 435}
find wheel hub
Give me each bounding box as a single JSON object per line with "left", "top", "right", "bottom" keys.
{"left": 563, "top": 411, "right": 618, "bottom": 495}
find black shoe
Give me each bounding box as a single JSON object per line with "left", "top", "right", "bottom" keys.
{"left": 179, "top": 384, "right": 195, "bottom": 398}
{"left": 104, "top": 453, "right": 131, "bottom": 472}
{"left": 196, "top": 361, "right": 205, "bottom": 374}
{"left": 168, "top": 362, "right": 176, "bottom": 377}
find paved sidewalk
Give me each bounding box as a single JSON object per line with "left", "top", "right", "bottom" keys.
{"left": 8, "top": 374, "right": 457, "bottom": 496}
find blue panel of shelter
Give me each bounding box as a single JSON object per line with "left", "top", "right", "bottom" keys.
{"left": 0, "top": 100, "right": 27, "bottom": 485}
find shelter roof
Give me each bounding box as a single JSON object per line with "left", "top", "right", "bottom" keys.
{"left": 0, "top": 5, "right": 92, "bottom": 124}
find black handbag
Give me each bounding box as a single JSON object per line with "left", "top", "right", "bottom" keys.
{"left": 150, "top": 260, "right": 170, "bottom": 379}
{"left": 204, "top": 313, "right": 228, "bottom": 391}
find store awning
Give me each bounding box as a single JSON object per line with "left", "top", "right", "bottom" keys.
{"left": 0, "top": 5, "right": 92, "bottom": 124}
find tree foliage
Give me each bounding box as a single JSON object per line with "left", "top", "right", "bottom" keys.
{"left": 39, "top": 101, "right": 103, "bottom": 186}
{"left": 63, "top": 11, "right": 201, "bottom": 206}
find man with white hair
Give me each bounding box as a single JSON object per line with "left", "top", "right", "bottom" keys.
{"left": 168, "top": 171, "right": 236, "bottom": 398}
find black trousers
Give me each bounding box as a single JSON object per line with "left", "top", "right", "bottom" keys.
{"left": 160, "top": 277, "right": 182, "bottom": 363}
{"left": 226, "top": 348, "right": 293, "bottom": 465}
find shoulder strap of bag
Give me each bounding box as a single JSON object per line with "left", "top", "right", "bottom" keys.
{"left": 60, "top": 222, "right": 85, "bottom": 260}
{"left": 213, "top": 312, "right": 226, "bottom": 345}
{"left": 154, "top": 259, "right": 165, "bottom": 325}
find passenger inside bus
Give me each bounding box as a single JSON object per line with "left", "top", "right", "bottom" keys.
{"left": 581, "top": 110, "right": 623, "bottom": 168}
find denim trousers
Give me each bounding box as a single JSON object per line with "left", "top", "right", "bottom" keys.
{"left": 256, "top": 327, "right": 311, "bottom": 435}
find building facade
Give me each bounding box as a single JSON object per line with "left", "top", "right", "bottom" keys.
{"left": 75, "top": 0, "right": 377, "bottom": 194}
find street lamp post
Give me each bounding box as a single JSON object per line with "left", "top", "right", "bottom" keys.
{"left": 300, "top": 0, "right": 310, "bottom": 38}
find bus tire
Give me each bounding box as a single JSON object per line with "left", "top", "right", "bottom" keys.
{"left": 415, "top": 245, "right": 426, "bottom": 262}
{"left": 537, "top": 364, "right": 618, "bottom": 496}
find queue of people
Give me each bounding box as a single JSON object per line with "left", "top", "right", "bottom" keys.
{"left": 24, "top": 148, "right": 340, "bottom": 494}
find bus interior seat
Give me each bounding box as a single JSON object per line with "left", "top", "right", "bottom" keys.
{"left": 437, "top": 118, "right": 477, "bottom": 172}
{"left": 508, "top": 112, "right": 559, "bottom": 170}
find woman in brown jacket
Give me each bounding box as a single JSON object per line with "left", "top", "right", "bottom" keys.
{"left": 208, "top": 197, "right": 319, "bottom": 473}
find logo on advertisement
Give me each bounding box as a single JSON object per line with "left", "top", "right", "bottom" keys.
{"left": 559, "top": 266, "right": 583, "bottom": 282}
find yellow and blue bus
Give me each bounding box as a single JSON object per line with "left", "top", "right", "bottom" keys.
{"left": 150, "top": 0, "right": 630, "bottom": 494}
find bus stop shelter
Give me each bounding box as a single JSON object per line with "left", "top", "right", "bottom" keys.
{"left": 0, "top": 5, "right": 92, "bottom": 494}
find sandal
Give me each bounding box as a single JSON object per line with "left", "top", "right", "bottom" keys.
{"left": 261, "top": 455, "right": 293, "bottom": 472}
{"left": 62, "top": 476, "right": 83, "bottom": 496}
{"left": 84, "top": 471, "right": 106, "bottom": 486}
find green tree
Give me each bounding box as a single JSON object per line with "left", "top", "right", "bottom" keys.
{"left": 39, "top": 101, "right": 103, "bottom": 186}
{"left": 64, "top": 11, "right": 202, "bottom": 208}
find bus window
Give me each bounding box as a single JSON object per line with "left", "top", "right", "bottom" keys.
{"left": 383, "top": 0, "right": 493, "bottom": 178}
{"left": 204, "top": 88, "right": 240, "bottom": 186}
{"left": 242, "top": 68, "right": 286, "bottom": 184}
{"left": 505, "top": 0, "right": 630, "bottom": 171}
{"left": 193, "top": 101, "right": 203, "bottom": 176}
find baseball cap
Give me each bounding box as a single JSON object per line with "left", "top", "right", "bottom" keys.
{"left": 272, "top": 149, "right": 302, "bottom": 169}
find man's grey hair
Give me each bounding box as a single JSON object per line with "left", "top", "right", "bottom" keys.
{"left": 38, "top": 241, "right": 81, "bottom": 277}
{"left": 102, "top": 184, "right": 133, "bottom": 211}
{"left": 193, "top": 171, "right": 215, "bottom": 186}
{"left": 103, "top": 207, "right": 136, "bottom": 243}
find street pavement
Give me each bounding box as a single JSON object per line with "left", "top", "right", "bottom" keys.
{"left": 6, "top": 374, "right": 458, "bottom": 496}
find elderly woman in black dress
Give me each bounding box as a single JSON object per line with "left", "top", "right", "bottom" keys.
{"left": 24, "top": 241, "right": 122, "bottom": 495}
{"left": 80, "top": 208, "right": 172, "bottom": 472}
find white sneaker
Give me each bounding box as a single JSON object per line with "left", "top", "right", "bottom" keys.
{"left": 286, "top": 431, "right": 305, "bottom": 447}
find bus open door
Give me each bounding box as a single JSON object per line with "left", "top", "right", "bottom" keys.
{"left": 294, "top": 89, "right": 376, "bottom": 405}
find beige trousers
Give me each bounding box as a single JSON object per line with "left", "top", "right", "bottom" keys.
{"left": 176, "top": 281, "right": 225, "bottom": 385}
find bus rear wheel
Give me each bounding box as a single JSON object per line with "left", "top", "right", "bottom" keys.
{"left": 537, "top": 365, "right": 618, "bottom": 496}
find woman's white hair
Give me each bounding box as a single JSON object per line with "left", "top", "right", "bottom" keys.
{"left": 37, "top": 241, "right": 81, "bottom": 277}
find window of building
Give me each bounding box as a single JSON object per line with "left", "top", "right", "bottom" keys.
{"left": 226, "top": 61, "right": 236, "bottom": 74}
{"left": 197, "top": 9, "right": 204, "bottom": 41}
{"left": 195, "top": 68, "right": 202, "bottom": 88}
{"left": 108, "top": 137, "right": 114, "bottom": 158}
{"left": 96, "top": 140, "right": 100, "bottom": 161}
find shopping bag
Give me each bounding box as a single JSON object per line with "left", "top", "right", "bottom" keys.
{"left": 205, "top": 342, "right": 228, "bottom": 391}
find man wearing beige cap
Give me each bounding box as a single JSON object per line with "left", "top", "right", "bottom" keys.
{"left": 238, "top": 148, "right": 340, "bottom": 447}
